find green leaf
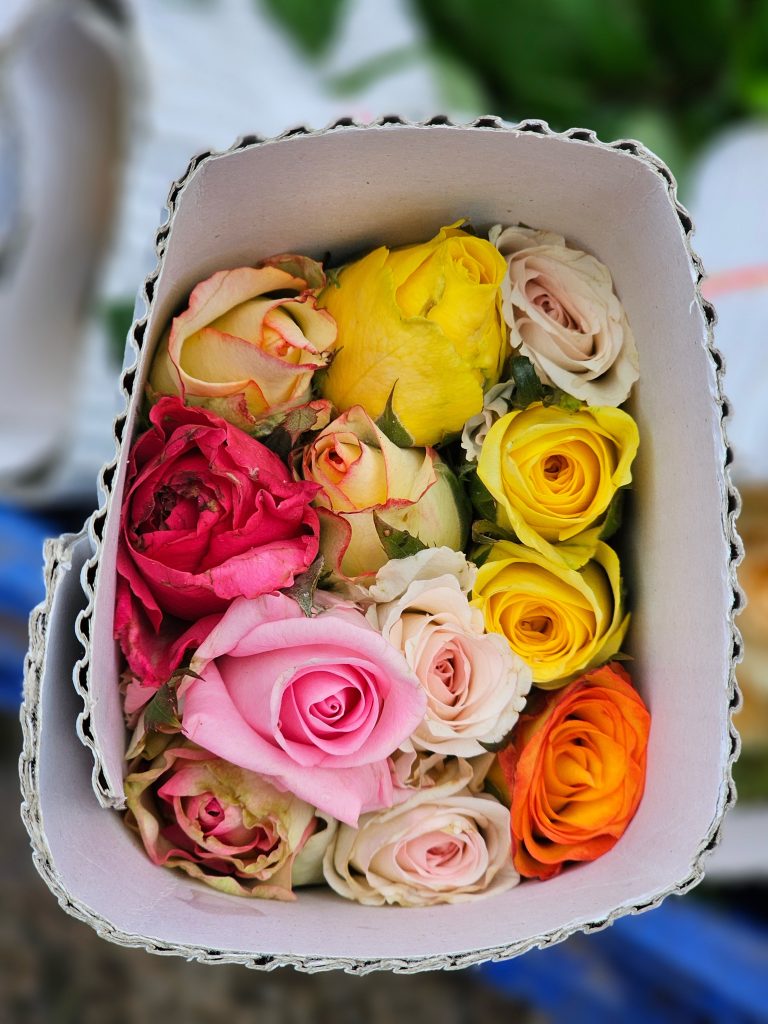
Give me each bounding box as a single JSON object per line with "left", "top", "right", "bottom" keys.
{"left": 599, "top": 490, "right": 624, "bottom": 541}
{"left": 510, "top": 355, "right": 546, "bottom": 409}
{"left": 466, "top": 470, "right": 497, "bottom": 522}
{"left": 375, "top": 383, "right": 414, "bottom": 447}
{"left": 373, "top": 512, "right": 428, "bottom": 559}
{"left": 144, "top": 682, "right": 181, "bottom": 733}
{"left": 283, "top": 555, "right": 325, "bottom": 616}
{"left": 471, "top": 519, "right": 510, "bottom": 546}
{"left": 260, "top": 0, "right": 347, "bottom": 58}
{"left": 544, "top": 387, "right": 583, "bottom": 413}
{"left": 434, "top": 460, "right": 472, "bottom": 550}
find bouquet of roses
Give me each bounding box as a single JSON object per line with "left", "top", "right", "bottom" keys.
{"left": 115, "top": 222, "right": 651, "bottom": 906}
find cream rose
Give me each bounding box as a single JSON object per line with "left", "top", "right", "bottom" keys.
{"left": 491, "top": 225, "right": 639, "bottom": 406}
{"left": 367, "top": 549, "right": 532, "bottom": 756}
{"left": 324, "top": 755, "right": 518, "bottom": 906}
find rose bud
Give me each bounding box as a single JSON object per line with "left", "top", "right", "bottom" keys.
{"left": 496, "top": 662, "right": 650, "bottom": 879}
{"left": 301, "top": 406, "right": 467, "bottom": 580}
{"left": 124, "top": 742, "right": 336, "bottom": 899}
{"left": 492, "top": 225, "right": 639, "bottom": 406}
{"left": 319, "top": 223, "right": 507, "bottom": 445}
{"left": 149, "top": 255, "right": 336, "bottom": 431}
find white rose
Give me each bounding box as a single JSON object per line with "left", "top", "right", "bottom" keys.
{"left": 491, "top": 225, "right": 639, "bottom": 406}
{"left": 324, "top": 761, "right": 518, "bottom": 907}
{"left": 367, "top": 551, "right": 532, "bottom": 757}
{"left": 460, "top": 380, "right": 516, "bottom": 462}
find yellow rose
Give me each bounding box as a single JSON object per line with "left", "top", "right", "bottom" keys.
{"left": 149, "top": 256, "right": 336, "bottom": 431}
{"left": 302, "top": 406, "right": 467, "bottom": 580}
{"left": 318, "top": 223, "right": 507, "bottom": 446}
{"left": 477, "top": 403, "right": 639, "bottom": 567}
{"left": 470, "top": 540, "right": 628, "bottom": 688}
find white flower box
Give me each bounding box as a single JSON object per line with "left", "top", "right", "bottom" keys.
{"left": 20, "top": 117, "right": 741, "bottom": 972}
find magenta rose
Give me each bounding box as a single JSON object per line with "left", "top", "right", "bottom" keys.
{"left": 116, "top": 396, "right": 320, "bottom": 627}
{"left": 178, "top": 593, "right": 427, "bottom": 826}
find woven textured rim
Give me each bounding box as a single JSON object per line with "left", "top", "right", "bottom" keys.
{"left": 21, "top": 114, "right": 743, "bottom": 973}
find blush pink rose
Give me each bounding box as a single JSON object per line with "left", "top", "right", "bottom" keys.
{"left": 116, "top": 396, "right": 320, "bottom": 627}
{"left": 124, "top": 742, "right": 326, "bottom": 900}
{"left": 178, "top": 593, "right": 427, "bottom": 826}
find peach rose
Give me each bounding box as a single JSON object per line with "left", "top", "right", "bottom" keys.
{"left": 498, "top": 662, "right": 650, "bottom": 879}
{"left": 149, "top": 255, "right": 336, "bottom": 431}
{"left": 302, "top": 407, "right": 467, "bottom": 580}
{"left": 492, "top": 226, "right": 639, "bottom": 406}
{"left": 367, "top": 549, "right": 532, "bottom": 756}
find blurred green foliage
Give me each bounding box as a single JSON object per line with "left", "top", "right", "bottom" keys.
{"left": 261, "top": 0, "right": 768, "bottom": 174}
{"left": 412, "top": 0, "right": 768, "bottom": 164}
{"left": 261, "top": 0, "right": 348, "bottom": 57}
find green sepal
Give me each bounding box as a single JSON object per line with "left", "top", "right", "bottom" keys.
{"left": 510, "top": 355, "right": 546, "bottom": 409}
{"left": 471, "top": 519, "right": 512, "bottom": 546}
{"left": 282, "top": 555, "right": 325, "bottom": 616}
{"left": 373, "top": 512, "right": 428, "bottom": 559}
{"left": 509, "top": 354, "right": 584, "bottom": 413}
{"left": 144, "top": 681, "right": 182, "bottom": 733}
{"left": 375, "top": 383, "right": 414, "bottom": 447}
{"left": 434, "top": 460, "right": 472, "bottom": 551}
{"left": 465, "top": 470, "right": 497, "bottom": 522}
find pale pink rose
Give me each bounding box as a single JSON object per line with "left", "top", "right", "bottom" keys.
{"left": 149, "top": 255, "right": 337, "bottom": 431}
{"left": 301, "top": 407, "right": 467, "bottom": 580}
{"left": 367, "top": 550, "right": 532, "bottom": 757}
{"left": 178, "top": 593, "right": 427, "bottom": 826}
{"left": 124, "top": 742, "right": 328, "bottom": 900}
{"left": 324, "top": 756, "right": 518, "bottom": 906}
{"left": 492, "top": 225, "right": 639, "bottom": 406}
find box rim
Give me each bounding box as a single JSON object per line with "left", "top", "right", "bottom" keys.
{"left": 23, "top": 114, "right": 744, "bottom": 972}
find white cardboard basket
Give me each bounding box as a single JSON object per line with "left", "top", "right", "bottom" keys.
{"left": 20, "top": 117, "right": 742, "bottom": 972}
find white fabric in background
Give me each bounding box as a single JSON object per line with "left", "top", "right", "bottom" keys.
{"left": 688, "top": 125, "right": 768, "bottom": 483}
{"left": 0, "top": 0, "right": 447, "bottom": 505}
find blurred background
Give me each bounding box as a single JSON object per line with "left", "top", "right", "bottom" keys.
{"left": 2, "top": 0, "right": 767, "bottom": 1020}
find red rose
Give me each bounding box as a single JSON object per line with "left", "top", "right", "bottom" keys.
{"left": 115, "top": 397, "right": 320, "bottom": 697}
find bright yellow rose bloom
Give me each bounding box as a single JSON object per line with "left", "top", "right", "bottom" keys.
{"left": 477, "top": 403, "right": 639, "bottom": 568}
{"left": 471, "top": 540, "right": 628, "bottom": 688}
{"left": 319, "top": 223, "right": 507, "bottom": 446}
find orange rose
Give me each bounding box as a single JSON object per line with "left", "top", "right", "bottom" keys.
{"left": 497, "top": 662, "right": 650, "bottom": 879}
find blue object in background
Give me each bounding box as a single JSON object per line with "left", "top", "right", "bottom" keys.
{"left": 0, "top": 503, "right": 61, "bottom": 710}
{"left": 478, "top": 897, "right": 768, "bottom": 1024}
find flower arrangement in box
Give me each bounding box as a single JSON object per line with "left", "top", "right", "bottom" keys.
{"left": 115, "top": 220, "right": 650, "bottom": 906}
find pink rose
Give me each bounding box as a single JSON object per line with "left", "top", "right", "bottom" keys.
{"left": 178, "top": 593, "right": 427, "bottom": 826}
{"left": 124, "top": 742, "right": 328, "bottom": 900}
{"left": 116, "top": 396, "right": 320, "bottom": 628}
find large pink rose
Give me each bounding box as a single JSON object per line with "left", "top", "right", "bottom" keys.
{"left": 178, "top": 593, "right": 427, "bottom": 826}
{"left": 116, "top": 396, "right": 320, "bottom": 626}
